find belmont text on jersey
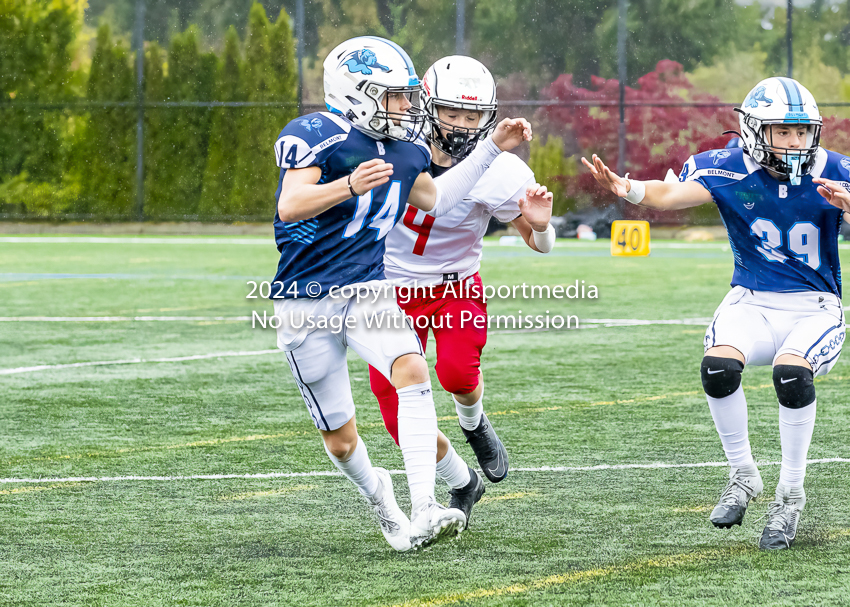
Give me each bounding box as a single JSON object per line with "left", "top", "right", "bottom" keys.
{"left": 679, "top": 146, "right": 845, "bottom": 297}
{"left": 271, "top": 112, "right": 431, "bottom": 298}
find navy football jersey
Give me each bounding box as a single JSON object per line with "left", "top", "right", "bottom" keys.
{"left": 271, "top": 112, "right": 431, "bottom": 298}
{"left": 679, "top": 146, "right": 846, "bottom": 297}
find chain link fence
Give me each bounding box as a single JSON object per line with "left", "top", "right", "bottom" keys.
{"left": 4, "top": 0, "right": 850, "bottom": 225}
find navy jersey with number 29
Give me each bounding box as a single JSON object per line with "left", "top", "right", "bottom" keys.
{"left": 680, "top": 146, "right": 847, "bottom": 297}
{"left": 271, "top": 111, "right": 431, "bottom": 298}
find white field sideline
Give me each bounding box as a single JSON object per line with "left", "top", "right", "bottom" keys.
{"left": 0, "top": 319, "right": 714, "bottom": 376}
{"left": 2, "top": 458, "right": 850, "bottom": 485}
{"left": 10, "top": 235, "right": 841, "bottom": 250}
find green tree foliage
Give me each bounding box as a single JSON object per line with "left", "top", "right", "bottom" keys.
{"left": 594, "top": 0, "right": 745, "bottom": 84}
{"left": 0, "top": 0, "right": 80, "bottom": 211}
{"left": 145, "top": 26, "right": 217, "bottom": 219}
{"left": 142, "top": 41, "right": 166, "bottom": 218}
{"left": 528, "top": 136, "right": 573, "bottom": 215}
{"left": 199, "top": 26, "right": 243, "bottom": 218}
{"left": 231, "top": 3, "right": 298, "bottom": 218}
{"left": 77, "top": 24, "right": 136, "bottom": 218}
{"left": 376, "top": 0, "right": 456, "bottom": 78}
{"left": 317, "top": 0, "right": 386, "bottom": 58}
{"left": 473, "top": 0, "right": 615, "bottom": 88}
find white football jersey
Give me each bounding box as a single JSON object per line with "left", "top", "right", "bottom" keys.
{"left": 383, "top": 152, "right": 535, "bottom": 286}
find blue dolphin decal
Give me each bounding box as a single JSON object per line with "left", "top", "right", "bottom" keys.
{"left": 744, "top": 86, "right": 773, "bottom": 109}
{"left": 300, "top": 117, "right": 323, "bottom": 137}
{"left": 342, "top": 49, "right": 391, "bottom": 75}
{"left": 709, "top": 150, "right": 731, "bottom": 165}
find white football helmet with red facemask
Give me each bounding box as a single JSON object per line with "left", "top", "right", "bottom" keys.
{"left": 422, "top": 56, "right": 498, "bottom": 159}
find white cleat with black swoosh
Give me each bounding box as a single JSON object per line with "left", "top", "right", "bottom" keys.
{"left": 461, "top": 413, "right": 509, "bottom": 483}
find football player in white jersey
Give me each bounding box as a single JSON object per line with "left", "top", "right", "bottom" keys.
{"left": 368, "top": 56, "right": 555, "bottom": 525}
{"left": 272, "top": 38, "right": 532, "bottom": 551}
{"left": 583, "top": 77, "right": 849, "bottom": 550}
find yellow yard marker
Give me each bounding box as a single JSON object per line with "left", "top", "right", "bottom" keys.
{"left": 611, "top": 220, "right": 650, "bottom": 256}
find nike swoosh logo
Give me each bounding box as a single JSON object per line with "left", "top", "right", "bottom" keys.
{"left": 707, "top": 369, "right": 724, "bottom": 375}
{"left": 487, "top": 451, "right": 505, "bottom": 477}
{"left": 781, "top": 377, "right": 797, "bottom": 384}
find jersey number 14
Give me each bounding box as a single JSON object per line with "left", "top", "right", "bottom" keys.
{"left": 751, "top": 218, "right": 821, "bottom": 270}
{"left": 343, "top": 180, "right": 402, "bottom": 241}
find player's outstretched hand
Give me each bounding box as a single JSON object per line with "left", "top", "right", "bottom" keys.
{"left": 518, "top": 183, "right": 553, "bottom": 231}
{"left": 491, "top": 118, "right": 532, "bottom": 152}
{"left": 813, "top": 177, "right": 850, "bottom": 212}
{"left": 349, "top": 158, "right": 394, "bottom": 196}
{"left": 581, "top": 154, "right": 630, "bottom": 198}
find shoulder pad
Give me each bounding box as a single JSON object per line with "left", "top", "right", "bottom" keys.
{"left": 814, "top": 148, "right": 850, "bottom": 192}
{"left": 274, "top": 112, "right": 350, "bottom": 169}
{"left": 679, "top": 148, "right": 751, "bottom": 184}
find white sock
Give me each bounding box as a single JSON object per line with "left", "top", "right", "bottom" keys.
{"left": 776, "top": 483, "right": 807, "bottom": 508}
{"left": 778, "top": 400, "right": 817, "bottom": 488}
{"left": 454, "top": 393, "right": 484, "bottom": 431}
{"left": 323, "top": 435, "right": 380, "bottom": 499}
{"left": 436, "top": 444, "right": 472, "bottom": 490}
{"left": 397, "top": 381, "right": 438, "bottom": 511}
{"left": 706, "top": 386, "right": 756, "bottom": 471}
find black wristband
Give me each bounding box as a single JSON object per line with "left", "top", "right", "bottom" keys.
{"left": 347, "top": 174, "right": 359, "bottom": 198}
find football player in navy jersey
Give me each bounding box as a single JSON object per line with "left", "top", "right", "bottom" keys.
{"left": 583, "top": 77, "right": 849, "bottom": 550}
{"left": 270, "top": 36, "right": 531, "bottom": 551}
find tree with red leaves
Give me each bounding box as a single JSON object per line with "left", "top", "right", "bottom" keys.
{"left": 542, "top": 60, "right": 739, "bottom": 223}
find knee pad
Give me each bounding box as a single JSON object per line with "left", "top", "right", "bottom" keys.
{"left": 773, "top": 365, "right": 815, "bottom": 409}
{"left": 701, "top": 356, "right": 744, "bottom": 398}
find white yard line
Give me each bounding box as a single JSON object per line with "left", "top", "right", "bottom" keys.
{"left": 0, "top": 316, "right": 716, "bottom": 324}
{"left": 3, "top": 235, "right": 850, "bottom": 250}
{"left": 0, "top": 316, "right": 253, "bottom": 322}
{"left": 0, "top": 349, "right": 281, "bottom": 375}
{"left": 1, "top": 315, "right": 844, "bottom": 374}
{"left": 2, "top": 458, "right": 849, "bottom": 485}
{"left": 0, "top": 237, "right": 270, "bottom": 245}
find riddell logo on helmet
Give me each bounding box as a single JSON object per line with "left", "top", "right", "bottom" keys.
{"left": 461, "top": 95, "right": 478, "bottom": 100}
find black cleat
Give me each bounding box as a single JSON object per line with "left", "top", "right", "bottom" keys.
{"left": 709, "top": 471, "right": 763, "bottom": 529}
{"left": 461, "top": 413, "right": 508, "bottom": 483}
{"left": 448, "top": 467, "right": 485, "bottom": 529}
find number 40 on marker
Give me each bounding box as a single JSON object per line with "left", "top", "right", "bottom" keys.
{"left": 611, "top": 220, "right": 650, "bottom": 257}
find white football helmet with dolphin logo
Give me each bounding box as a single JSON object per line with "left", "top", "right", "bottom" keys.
{"left": 737, "top": 77, "right": 822, "bottom": 186}
{"left": 323, "top": 36, "right": 427, "bottom": 142}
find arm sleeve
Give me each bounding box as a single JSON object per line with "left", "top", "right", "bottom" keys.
{"left": 465, "top": 153, "right": 536, "bottom": 222}
{"left": 429, "top": 138, "right": 502, "bottom": 218}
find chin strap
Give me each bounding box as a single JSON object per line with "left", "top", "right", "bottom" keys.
{"left": 786, "top": 153, "right": 803, "bottom": 186}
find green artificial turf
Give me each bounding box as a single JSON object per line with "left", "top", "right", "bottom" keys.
{"left": 1, "top": 236, "right": 850, "bottom": 606}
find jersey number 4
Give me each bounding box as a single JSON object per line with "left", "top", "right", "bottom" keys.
{"left": 402, "top": 206, "right": 435, "bottom": 256}
{"left": 343, "top": 180, "right": 402, "bottom": 241}
{"left": 750, "top": 218, "right": 821, "bottom": 270}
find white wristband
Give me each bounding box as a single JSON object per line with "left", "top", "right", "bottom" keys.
{"left": 532, "top": 223, "right": 556, "bottom": 253}
{"left": 624, "top": 178, "right": 646, "bottom": 205}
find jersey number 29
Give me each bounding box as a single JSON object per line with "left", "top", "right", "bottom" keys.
{"left": 750, "top": 218, "right": 821, "bottom": 270}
